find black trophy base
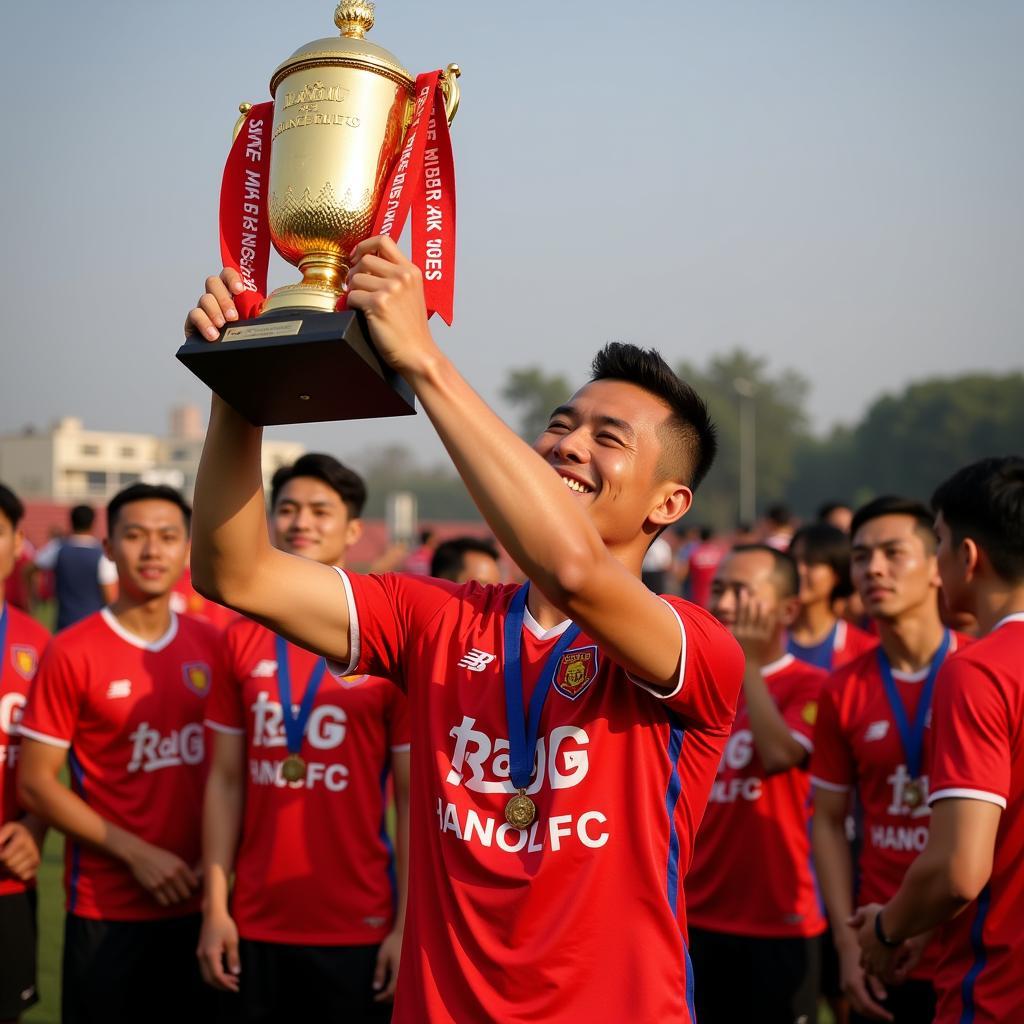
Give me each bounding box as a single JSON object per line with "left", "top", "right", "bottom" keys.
{"left": 175, "top": 309, "right": 416, "bottom": 426}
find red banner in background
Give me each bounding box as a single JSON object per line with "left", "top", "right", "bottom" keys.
{"left": 218, "top": 74, "right": 456, "bottom": 325}
{"left": 218, "top": 102, "right": 274, "bottom": 320}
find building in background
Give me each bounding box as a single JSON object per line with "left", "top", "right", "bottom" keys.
{"left": 0, "top": 405, "right": 304, "bottom": 502}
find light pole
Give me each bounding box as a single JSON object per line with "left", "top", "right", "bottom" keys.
{"left": 733, "top": 378, "right": 756, "bottom": 526}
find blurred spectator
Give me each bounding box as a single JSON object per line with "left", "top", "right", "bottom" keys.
{"left": 679, "top": 527, "right": 728, "bottom": 609}
{"left": 817, "top": 501, "right": 854, "bottom": 534}
{"left": 31, "top": 504, "right": 117, "bottom": 630}
{"left": 761, "top": 503, "right": 796, "bottom": 551}
{"left": 403, "top": 528, "right": 438, "bottom": 575}
{"left": 431, "top": 536, "right": 501, "bottom": 585}
{"left": 641, "top": 536, "right": 673, "bottom": 593}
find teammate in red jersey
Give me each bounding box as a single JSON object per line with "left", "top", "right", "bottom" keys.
{"left": 687, "top": 545, "right": 827, "bottom": 1023}
{"left": 854, "top": 458, "right": 1024, "bottom": 1024}
{"left": 184, "top": 244, "right": 744, "bottom": 1024}
{"left": 198, "top": 454, "right": 410, "bottom": 1023}
{"left": 788, "top": 522, "right": 877, "bottom": 672}
{"left": 17, "top": 484, "right": 222, "bottom": 1024}
{"left": 0, "top": 484, "right": 49, "bottom": 1023}
{"left": 812, "top": 496, "right": 967, "bottom": 1023}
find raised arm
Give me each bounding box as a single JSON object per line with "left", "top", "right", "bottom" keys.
{"left": 344, "top": 238, "right": 691, "bottom": 691}
{"left": 186, "top": 273, "right": 352, "bottom": 663}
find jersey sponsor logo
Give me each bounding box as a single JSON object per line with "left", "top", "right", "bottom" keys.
{"left": 10, "top": 645, "right": 38, "bottom": 680}
{"left": 457, "top": 648, "right": 496, "bottom": 673}
{"left": 182, "top": 662, "right": 212, "bottom": 696}
{"left": 127, "top": 722, "right": 204, "bottom": 773}
{"left": 106, "top": 678, "right": 132, "bottom": 699}
{"left": 250, "top": 659, "right": 278, "bottom": 678}
{"left": 446, "top": 715, "right": 590, "bottom": 794}
{"left": 885, "top": 765, "right": 931, "bottom": 820}
{"left": 436, "top": 798, "right": 610, "bottom": 853}
{"left": 0, "top": 692, "right": 26, "bottom": 737}
{"left": 553, "top": 646, "right": 598, "bottom": 700}
{"left": 712, "top": 730, "right": 765, "bottom": 802}
{"left": 865, "top": 720, "right": 890, "bottom": 741}
{"left": 869, "top": 823, "right": 929, "bottom": 852}
{"left": 250, "top": 690, "right": 347, "bottom": 750}
{"left": 248, "top": 757, "right": 349, "bottom": 791}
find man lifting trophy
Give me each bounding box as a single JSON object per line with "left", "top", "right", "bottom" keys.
{"left": 177, "top": 1, "right": 460, "bottom": 425}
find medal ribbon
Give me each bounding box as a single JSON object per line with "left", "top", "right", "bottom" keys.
{"left": 876, "top": 629, "right": 951, "bottom": 779}
{"left": 503, "top": 586, "right": 582, "bottom": 793}
{"left": 218, "top": 73, "right": 456, "bottom": 324}
{"left": 274, "top": 635, "right": 327, "bottom": 756}
{"left": 0, "top": 603, "right": 8, "bottom": 671}
{"left": 218, "top": 102, "right": 274, "bottom": 320}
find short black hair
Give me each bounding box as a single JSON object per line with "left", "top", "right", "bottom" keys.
{"left": 765, "top": 503, "right": 792, "bottom": 527}
{"left": 107, "top": 484, "right": 192, "bottom": 534}
{"left": 430, "top": 536, "right": 500, "bottom": 581}
{"left": 70, "top": 504, "right": 95, "bottom": 532}
{"left": 0, "top": 483, "right": 24, "bottom": 529}
{"left": 789, "top": 522, "right": 853, "bottom": 599}
{"left": 730, "top": 543, "right": 800, "bottom": 599}
{"left": 850, "top": 496, "right": 936, "bottom": 552}
{"left": 932, "top": 456, "right": 1024, "bottom": 584}
{"left": 590, "top": 342, "right": 717, "bottom": 490}
{"left": 699, "top": 525, "right": 714, "bottom": 542}
{"left": 270, "top": 453, "right": 367, "bottom": 519}
{"left": 817, "top": 500, "right": 850, "bottom": 521}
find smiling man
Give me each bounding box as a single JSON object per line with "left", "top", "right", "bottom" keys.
{"left": 184, "top": 238, "right": 744, "bottom": 1024}
{"left": 17, "top": 484, "right": 222, "bottom": 1024}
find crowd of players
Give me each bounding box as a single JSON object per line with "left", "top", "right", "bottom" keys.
{"left": 0, "top": 251, "right": 1020, "bottom": 1024}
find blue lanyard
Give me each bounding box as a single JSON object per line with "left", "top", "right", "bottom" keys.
{"left": 0, "top": 604, "right": 7, "bottom": 674}
{"left": 274, "top": 634, "right": 327, "bottom": 756}
{"left": 503, "top": 586, "right": 581, "bottom": 792}
{"left": 876, "top": 630, "right": 951, "bottom": 779}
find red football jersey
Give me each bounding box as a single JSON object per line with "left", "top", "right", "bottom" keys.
{"left": 927, "top": 614, "right": 1024, "bottom": 1024}
{"left": 810, "top": 632, "right": 967, "bottom": 975}
{"left": 0, "top": 604, "right": 49, "bottom": 896}
{"left": 686, "top": 654, "right": 827, "bottom": 937}
{"left": 332, "top": 570, "right": 744, "bottom": 1024}
{"left": 19, "top": 609, "right": 221, "bottom": 920}
{"left": 205, "top": 617, "right": 410, "bottom": 944}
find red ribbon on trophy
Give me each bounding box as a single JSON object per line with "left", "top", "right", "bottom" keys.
{"left": 218, "top": 72, "right": 456, "bottom": 324}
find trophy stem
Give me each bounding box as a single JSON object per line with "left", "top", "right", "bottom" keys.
{"left": 262, "top": 251, "right": 348, "bottom": 314}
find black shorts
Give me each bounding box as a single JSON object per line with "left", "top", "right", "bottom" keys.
{"left": 0, "top": 889, "right": 39, "bottom": 1019}
{"left": 219, "top": 938, "right": 392, "bottom": 1024}
{"left": 62, "top": 912, "right": 219, "bottom": 1024}
{"left": 689, "top": 926, "right": 821, "bottom": 1024}
{"left": 850, "top": 978, "right": 936, "bottom": 1024}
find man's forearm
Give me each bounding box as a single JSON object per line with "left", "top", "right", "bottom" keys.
{"left": 202, "top": 767, "right": 244, "bottom": 916}
{"left": 882, "top": 849, "right": 974, "bottom": 941}
{"left": 408, "top": 354, "right": 606, "bottom": 603}
{"left": 813, "top": 812, "right": 856, "bottom": 945}
{"left": 191, "top": 396, "right": 272, "bottom": 602}
{"left": 743, "top": 664, "right": 805, "bottom": 773}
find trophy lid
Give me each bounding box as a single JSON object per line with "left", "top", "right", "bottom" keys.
{"left": 270, "top": 1, "right": 414, "bottom": 95}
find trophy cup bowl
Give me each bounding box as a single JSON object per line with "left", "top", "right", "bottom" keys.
{"left": 176, "top": 1, "right": 460, "bottom": 426}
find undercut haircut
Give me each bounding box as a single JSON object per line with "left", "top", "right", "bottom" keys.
{"left": 70, "top": 504, "right": 95, "bottom": 532}
{"left": 731, "top": 543, "right": 800, "bottom": 599}
{"left": 0, "top": 484, "right": 24, "bottom": 529}
{"left": 107, "top": 484, "right": 192, "bottom": 534}
{"left": 271, "top": 453, "right": 367, "bottom": 519}
{"left": 590, "top": 343, "right": 717, "bottom": 491}
{"left": 932, "top": 456, "right": 1024, "bottom": 584}
{"left": 789, "top": 523, "right": 854, "bottom": 599}
{"left": 430, "top": 536, "right": 500, "bottom": 581}
{"left": 850, "top": 496, "right": 936, "bottom": 552}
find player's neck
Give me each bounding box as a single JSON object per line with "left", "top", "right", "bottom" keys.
{"left": 108, "top": 594, "right": 174, "bottom": 643}
{"left": 877, "top": 603, "right": 945, "bottom": 672}
{"left": 526, "top": 588, "right": 570, "bottom": 632}
{"left": 972, "top": 583, "right": 1024, "bottom": 636}
{"left": 790, "top": 602, "right": 835, "bottom": 645}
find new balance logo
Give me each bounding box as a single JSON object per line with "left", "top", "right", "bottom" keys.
{"left": 865, "top": 720, "right": 890, "bottom": 742}
{"left": 458, "top": 649, "right": 496, "bottom": 673}
{"left": 106, "top": 679, "right": 132, "bottom": 699}
{"left": 251, "top": 660, "right": 278, "bottom": 678}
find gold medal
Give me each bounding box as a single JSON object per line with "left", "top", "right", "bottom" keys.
{"left": 281, "top": 753, "right": 306, "bottom": 783}
{"left": 505, "top": 790, "right": 536, "bottom": 830}
{"left": 903, "top": 779, "right": 923, "bottom": 808}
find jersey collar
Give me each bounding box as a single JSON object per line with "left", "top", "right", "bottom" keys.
{"left": 761, "top": 652, "right": 795, "bottom": 677}
{"left": 522, "top": 599, "right": 572, "bottom": 642}
{"left": 993, "top": 611, "right": 1024, "bottom": 632}
{"left": 101, "top": 607, "right": 179, "bottom": 652}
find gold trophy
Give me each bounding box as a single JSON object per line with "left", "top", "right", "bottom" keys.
{"left": 177, "top": 1, "right": 460, "bottom": 425}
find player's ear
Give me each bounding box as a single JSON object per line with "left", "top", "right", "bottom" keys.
{"left": 103, "top": 536, "right": 115, "bottom": 561}
{"left": 13, "top": 526, "right": 23, "bottom": 561}
{"left": 961, "top": 537, "right": 981, "bottom": 583}
{"left": 778, "top": 594, "right": 802, "bottom": 629}
{"left": 649, "top": 483, "right": 692, "bottom": 530}
{"left": 345, "top": 516, "right": 364, "bottom": 548}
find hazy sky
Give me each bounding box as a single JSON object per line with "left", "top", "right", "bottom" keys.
{"left": 1, "top": 1, "right": 1021, "bottom": 470}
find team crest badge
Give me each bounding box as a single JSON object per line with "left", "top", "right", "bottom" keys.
{"left": 802, "top": 701, "right": 818, "bottom": 726}
{"left": 11, "top": 646, "right": 38, "bottom": 680}
{"left": 553, "top": 646, "right": 599, "bottom": 700}
{"left": 182, "top": 662, "right": 211, "bottom": 696}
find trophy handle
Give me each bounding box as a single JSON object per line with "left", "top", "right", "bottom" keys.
{"left": 232, "top": 102, "right": 254, "bottom": 142}
{"left": 439, "top": 64, "right": 461, "bottom": 125}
